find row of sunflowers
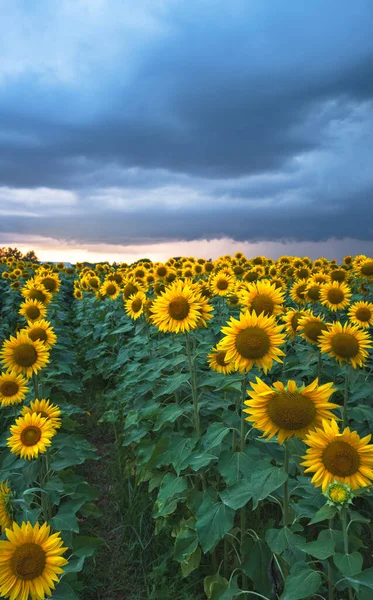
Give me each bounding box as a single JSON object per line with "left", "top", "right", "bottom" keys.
{"left": 1, "top": 252, "right": 373, "bottom": 599}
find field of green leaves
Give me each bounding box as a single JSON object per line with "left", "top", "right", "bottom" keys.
{"left": 1, "top": 252, "right": 373, "bottom": 600}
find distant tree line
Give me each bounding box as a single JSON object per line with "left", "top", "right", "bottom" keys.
{"left": 0, "top": 247, "right": 39, "bottom": 262}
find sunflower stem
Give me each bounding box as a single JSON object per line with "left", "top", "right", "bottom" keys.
{"left": 240, "top": 374, "right": 248, "bottom": 594}
{"left": 328, "top": 517, "right": 334, "bottom": 600}
{"left": 185, "top": 332, "right": 200, "bottom": 437}
{"left": 283, "top": 442, "right": 290, "bottom": 528}
{"left": 343, "top": 365, "right": 350, "bottom": 429}
{"left": 223, "top": 536, "right": 229, "bottom": 578}
{"left": 32, "top": 373, "right": 39, "bottom": 399}
{"left": 40, "top": 451, "right": 53, "bottom": 522}
{"left": 341, "top": 508, "right": 354, "bottom": 600}
{"left": 317, "top": 349, "right": 322, "bottom": 383}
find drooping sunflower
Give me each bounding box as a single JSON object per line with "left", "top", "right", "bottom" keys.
{"left": 281, "top": 308, "right": 309, "bottom": 339}
{"left": 150, "top": 280, "right": 208, "bottom": 333}
{"left": 0, "top": 370, "right": 29, "bottom": 406}
{"left": 24, "top": 319, "right": 57, "bottom": 350}
{"left": 347, "top": 301, "right": 373, "bottom": 329}
{"left": 207, "top": 346, "right": 235, "bottom": 375}
{"left": 124, "top": 292, "right": 146, "bottom": 320}
{"left": 0, "top": 333, "right": 50, "bottom": 379}
{"left": 7, "top": 412, "right": 56, "bottom": 459}
{"left": 239, "top": 280, "right": 285, "bottom": 317}
{"left": 319, "top": 281, "right": 352, "bottom": 312}
{"left": 302, "top": 419, "right": 373, "bottom": 491}
{"left": 297, "top": 313, "right": 329, "bottom": 345}
{"left": 210, "top": 272, "right": 236, "bottom": 297}
{"left": 244, "top": 377, "right": 338, "bottom": 443}
{"left": 318, "top": 321, "right": 372, "bottom": 368}
{"left": 19, "top": 299, "right": 47, "bottom": 323}
{"left": 0, "top": 521, "right": 68, "bottom": 600}
{"left": 100, "top": 279, "right": 121, "bottom": 300}
{"left": 0, "top": 481, "right": 13, "bottom": 531}
{"left": 21, "top": 398, "right": 62, "bottom": 430}
{"left": 219, "top": 310, "right": 286, "bottom": 374}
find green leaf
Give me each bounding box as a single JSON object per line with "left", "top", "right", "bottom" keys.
{"left": 241, "top": 537, "right": 272, "bottom": 596}
{"left": 180, "top": 546, "right": 201, "bottom": 577}
{"left": 50, "top": 499, "right": 86, "bottom": 533}
{"left": 346, "top": 568, "right": 373, "bottom": 590}
{"left": 202, "top": 422, "right": 230, "bottom": 452}
{"left": 309, "top": 504, "right": 337, "bottom": 524}
{"left": 334, "top": 552, "right": 363, "bottom": 577}
{"left": 298, "top": 529, "right": 336, "bottom": 560}
{"left": 204, "top": 574, "right": 229, "bottom": 599}
{"left": 266, "top": 527, "right": 305, "bottom": 555}
{"left": 50, "top": 581, "right": 79, "bottom": 600}
{"left": 153, "top": 473, "right": 188, "bottom": 518}
{"left": 251, "top": 465, "right": 288, "bottom": 509}
{"left": 220, "top": 478, "right": 252, "bottom": 510}
{"left": 72, "top": 536, "right": 105, "bottom": 558}
{"left": 196, "top": 488, "right": 235, "bottom": 553}
{"left": 153, "top": 404, "right": 185, "bottom": 431}
{"left": 218, "top": 447, "right": 260, "bottom": 486}
{"left": 280, "top": 561, "right": 322, "bottom": 600}
{"left": 174, "top": 527, "right": 198, "bottom": 562}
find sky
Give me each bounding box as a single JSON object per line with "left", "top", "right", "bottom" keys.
{"left": 1, "top": 0, "right": 373, "bottom": 263}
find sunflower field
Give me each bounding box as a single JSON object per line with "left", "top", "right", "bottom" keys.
{"left": 1, "top": 253, "right": 373, "bottom": 600}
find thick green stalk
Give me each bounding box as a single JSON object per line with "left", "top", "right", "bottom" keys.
{"left": 341, "top": 508, "right": 354, "bottom": 600}
{"left": 283, "top": 443, "right": 290, "bottom": 527}
{"left": 32, "top": 373, "right": 39, "bottom": 399}
{"left": 185, "top": 332, "right": 200, "bottom": 436}
{"left": 343, "top": 365, "right": 350, "bottom": 429}
{"left": 240, "top": 375, "right": 248, "bottom": 595}
{"left": 40, "top": 452, "right": 53, "bottom": 522}
{"left": 328, "top": 517, "right": 334, "bottom": 600}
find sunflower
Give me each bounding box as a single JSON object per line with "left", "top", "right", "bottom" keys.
{"left": 36, "top": 273, "right": 60, "bottom": 294}
{"left": 290, "top": 279, "right": 309, "bottom": 305}
{"left": 0, "top": 482, "right": 13, "bottom": 531}
{"left": 124, "top": 292, "right": 146, "bottom": 320}
{"left": 239, "top": 280, "right": 285, "bottom": 317}
{"left": 330, "top": 268, "right": 348, "bottom": 283}
{"left": 0, "top": 371, "right": 29, "bottom": 407}
{"left": 210, "top": 272, "right": 236, "bottom": 297}
{"left": 24, "top": 319, "right": 57, "bottom": 350}
{"left": 7, "top": 412, "right": 56, "bottom": 459}
{"left": 100, "top": 279, "right": 121, "bottom": 300}
{"left": 281, "top": 308, "right": 309, "bottom": 339}
{"left": 21, "top": 283, "right": 52, "bottom": 306}
{"left": 347, "top": 301, "right": 373, "bottom": 329}
{"left": 150, "top": 280, "right": 207, "bottom": 333}
{"left": 207, "top": 346, "right": 235, "bottom": 375}
{"left": 123, "top": 278, "right": 145, "bottom": 300}
{"left": 74, "top": 288, "right": 83, "bottom": 300}
{"left": 318, "top": 321, "right": 372, "bottom": 368}
{"left": 19, "top": 299, "right": 47, "bottom": 323}
{"left": 304, "top": 280, "right": 323, "bottom": 304}
{"left": 0, "top": 521, "right": 68, "bottom": 600}
{"left": 319, "top": 281, "right": 352, "bottom": 312}
{"left": 244, "top": 377, "right": 338, "bottom": 443}
{"left": 154, "top": 264, "right": 170, "bottom": 280}
{"left": 301, "top": 419, "right": 373, "bottom": 491}
{"left": 21, "top": 398, "right": 61, "bottom": 428}
{"left": 0, "top": 333, "right": 50, "bottom": 379}
{"left": 358, "top": 258, "right": 373, "bottom": 281}
{"left": 219, "top": 310, "right": 286, "bottom": 374}
{"left": 297, "top": 313, "right": 329, "bottom": 345}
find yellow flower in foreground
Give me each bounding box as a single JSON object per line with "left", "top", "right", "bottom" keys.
{"left": 348, "top": 301, "right": 373, "bottom": 329}
{"left": 239, "top": 279, "right": 285, "bottom": 317}
{"left": 302, "top": 419, "right": 373, "bottom": 491}
{"left": 21, "top": 398, "right": 62, "bottom": 430}
{"left": 19, "top": 299, "right": 47, "bottom": 323}
{"left": 0, "top": 371, "right": 29, "bottom": 406}
{"left": 244, "top": 377, "right": 338, "bottom": 443}
{"left": 24, "top": 319, "right": 57, "bottom": 350}
{"left": 0, "top": 481, "right": 13, "bottom": 531}
{"left": 0, "top": 521, "right": 68, "bottom": 600}
{"left": 219, "top": 310, "right": 285, "bottom": 374}
{"left": 318, "top": 321, "right": 372, "bottom": 368}
{"left": 319, "top": 281, "right": 352, "bottom": 312}
{"left": 0, "top": 333, "right": 50, "bottom": 379}
{"left": 7, "top": 412, "right": 56, "bottom": 459}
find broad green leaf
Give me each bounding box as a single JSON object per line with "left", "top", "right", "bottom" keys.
{"left": 334, "top": 552, "right": 363, "bottom": 577}
{"left": 309, "top": 504, "right": 337, "bottom": 524}
{"left": 241, "top": 537, "right": 272, "bottom": 596}
{"left": 180, "top": 546, "right": 201, "bottom": 577}
{"left": 202, "top": 422, "right": 230, "bottom": 452}
{"left": 174, "top": 527, "right": 198, "bottom": 562}
{"left": 196, "top": 488, "right": 235, "bottom": 553}
{"left": 298, "top": 529, "right": 335, "bottom": 560}
{"left": 154, "top": 473, "right": 188, "bottom": 518}
{"left": 72, "top": 536, "right": 105, "bottom": 558}
{"left": 50, "top": 499, "right": 86, "bottom": 533}
{"left": 280, "top": 561, "right": 322, "bottom": 600}
{"left": 346, "top": 568, "right": 373, "bottom": 590}
{"left": 218, "top": 447, "right": 260, "bottom": 486}
{"left": 266, "top": 527, "right": 305, "bottom": 554}
{"left": 251, "top": 465, "right": 288, "bottom": 509}
{"left": 50, "top": 581, "right": 79, "bottom": 600}
{"left": 204, "top": 574, "right": 229, "bottom": 599}
{"left": 220, "top": 478, "right": 252, "bottom": 510}
{"left": 154, "top": 404, "right": 185, "bottom": 431}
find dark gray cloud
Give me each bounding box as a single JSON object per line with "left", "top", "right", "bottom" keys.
{"left": 1, "top": 0, "right": 373, "bottom": 248}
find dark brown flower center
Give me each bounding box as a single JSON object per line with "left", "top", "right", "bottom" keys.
{"left": 215, "top": 351, "right": 230, "bottom": 367}
{"left": 131, "top": 299, "right": 143, "bottom": 313}
{"left": 41, "top": 277, "right": 57, "bottom": 292}
{"left": 307, "top": 285, "right": 321, "bottom": 301}
{"left": 123, "top": 283, "right": 138, "bottom": 299}
{"left": 28, "top": 328, "right": 48, "bottom": 342}
{"left": 355, "top": 307, "right": 371, "bottom": 322}
{"left": 303, "top": 321, "right": 328, "bottom": 343}
{"left": 28, "top": 290, "right": 46, "bottom": 302}
{"left": 20, "top": 425, "right": 42, "bottom": 446}
{"left": 267, "top": 392, "right": 316, "bottom": 430}
{"left": 157, "top": 266, "right": 167, "bottom": 277}
{"left": 295, "top": 284, "right": 307, "bottom": 299}
{"left": 291, "top": 312, "right": 302, "bottom": 332}
{"left": 235, "top": 326, "right": 271, "bottom": 359}
{"left": 168, "top": 297, "right": 190, "bottom": 320}
{"left": 25, "top": 306, "right": 41, "bottom": 320}
{"left": 106, "top": 284, "right": 117, "bottom": 296}
{"left": 361, "top": 262, "right": 373, "bottom": 276}
{"left": 13, "top": 344, "right": 37, "bottom": 367}
{"left": 322, "top": 441, "right": 360, "bottom": 476}
{"left": 10, "top": 542, "right": 46, "bottom": 580}
{"left": 216, "top": 279, "right": 229, "bottom": 290}
{"left": 251, "top": 294, "right": 275, "bottom": 316}
{"left": 327, "top": 288, "right": 344, "bottom": 304}
{"left": 0, "top": 381, "right": 19, "bottom": 397}
{"left": 331, "top": 333, "right": 359, "bottom": 358}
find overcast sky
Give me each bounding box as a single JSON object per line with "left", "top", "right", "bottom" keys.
{"left": 1, "top": 0, "right": 373, "bottom": 262}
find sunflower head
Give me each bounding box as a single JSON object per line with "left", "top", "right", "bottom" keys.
{"left": 19, "top": 299, "right": 47, "bottom": 323}
{"left": 0, "top": 481, "right": 14, "bottom": 531}
{"left": 0, "top": 332, "right": 50, "bottom": 379}
{"left": 21, "top": 398, "right": 62, "bottom": 430}
{"left": 207, "top": 346, "right": 235, "bottom": 375}
{"left": 318, "top": 321, "right": 372, "bottom": 368}
{"left": 7, "top": 411, "right": 56, "bottom": 459}
{"left": 25, "top": 319, "right": 57, "bottom": 349}
{"left": 0, "top": 370, "right": 29, "bottom": 406}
